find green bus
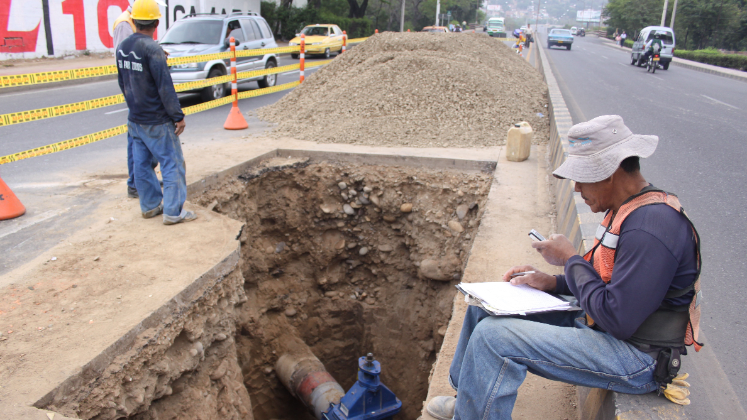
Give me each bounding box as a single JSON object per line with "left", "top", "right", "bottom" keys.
{"left": 487, "top": 17, "right": 506, "bottom": 38}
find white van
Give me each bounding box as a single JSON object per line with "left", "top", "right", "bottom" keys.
{"left": 570, "top": 26, "right": 578, "bottom": 35}
{"left": 631, "top": 26, "right": 676, "bottom": 70}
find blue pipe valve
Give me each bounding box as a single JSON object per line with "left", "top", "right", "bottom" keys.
{"left": 323, "top": 353, "right": 402, "bottom": 420}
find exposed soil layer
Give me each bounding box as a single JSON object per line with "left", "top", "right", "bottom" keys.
{"left": 258, "top": 32, "right": 549, "bottom": 148}
{"left": 192, "top": 158, "right": 493, "bottom": 420}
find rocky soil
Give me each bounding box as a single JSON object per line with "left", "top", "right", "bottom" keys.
{"left": 192, "top": 158, "right": 493, "bottom": 419}
{"left": 258, "top": 32, "right": 549, "bottom": 148}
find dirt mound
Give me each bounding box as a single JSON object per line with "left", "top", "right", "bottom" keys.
{"left": 258, "top": 32, "right": 549, "bottom": 147}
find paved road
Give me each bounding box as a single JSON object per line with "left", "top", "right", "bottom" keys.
{"left": 540, "top": 32, "right": 747, "bottom": 419}
{"left": 0, "top": 55, "right": 325, "bottom": 275}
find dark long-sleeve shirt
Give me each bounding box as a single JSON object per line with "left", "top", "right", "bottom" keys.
{"left": 554, "top": 202, "right": 698, "bottom": 341}
{"left": 117, "top": 33, "right": 184, "bottom": 125}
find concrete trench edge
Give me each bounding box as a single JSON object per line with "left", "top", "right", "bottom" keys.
{"left": 33, "top": 250, "right": 242, "bottom": 415}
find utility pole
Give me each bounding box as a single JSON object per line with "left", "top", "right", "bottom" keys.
{"left": 669, "top": 0, "right": 678, "bottom": 28}
{"left": 400, "top": 0, "right": 406, "bottom": 31}
{"left": 535, "top": 0, "right": 541, "bottom": 27}
{"left": 435, "top": 0, "right": 440, "bottom": 26}
{"left": 660, "top": 0, "right": 669, "bottom": 27}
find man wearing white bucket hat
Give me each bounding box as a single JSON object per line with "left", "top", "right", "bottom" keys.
{"left": 427, "top": 115, "right": 702, "bottom": 420}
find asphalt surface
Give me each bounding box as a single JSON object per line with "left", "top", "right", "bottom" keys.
{"left": 539, "top": 31, "right": 747, "bottom": 419}
{"left": 0, "top": 54, "right": 325, "bottom": 275}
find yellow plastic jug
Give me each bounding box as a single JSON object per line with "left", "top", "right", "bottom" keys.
{"left": 506, "top": 122, "right": 533, "bottom": 162}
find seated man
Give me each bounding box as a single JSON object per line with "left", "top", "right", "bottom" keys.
{"left": 427, "top": 115, "right": 701, "bottom": 420}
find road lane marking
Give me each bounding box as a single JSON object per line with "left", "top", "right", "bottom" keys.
{"left": 601, "top": 55, "right": 609, "bottom": 59}
{"left": 0, "top": 79, "right": 116, "bottom": 98}
{"left": 0, "top": 208, "right": 70, "bottom": 240}
{"left": 104, "top": 108, "right": 128, "bottom": 115}
{"left": 652, "top": 75, "right": 664, "bottom": 81}
{"left": 701, "top": 94, "right": 740, "bottom": 110}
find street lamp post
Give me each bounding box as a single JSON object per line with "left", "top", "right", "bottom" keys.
{"left": 660, "top": 0, "right": 669, "bottom": 27}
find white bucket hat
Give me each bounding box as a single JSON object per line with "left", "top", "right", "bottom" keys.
{"left": 552, "top": 115, "right": 658, "bottom": 183}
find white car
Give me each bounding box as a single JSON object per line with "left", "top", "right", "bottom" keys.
{"left": 570, "top": 26, "right": 578, "bottom": 35}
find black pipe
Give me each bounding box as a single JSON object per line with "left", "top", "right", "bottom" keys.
{"left": 41, "top": 0, "right": 54, "bottom": 56}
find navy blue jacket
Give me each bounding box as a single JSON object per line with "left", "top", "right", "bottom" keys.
{"left": 554, "top": 202, "right": 698, "bottom": 341}
{"left": 117, "top": 33, "right": 184, "bottom": 125}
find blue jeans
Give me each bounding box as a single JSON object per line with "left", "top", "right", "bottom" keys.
{"left": 127, "top": 132, "right": 158, "bottom": 190}
{"left": 128, "top": 120, "right": 186, "bottom": 217}
{"left": 449, "top": 306, "right": 659, "bottom": 420}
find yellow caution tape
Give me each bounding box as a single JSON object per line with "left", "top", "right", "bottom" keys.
{"left": 236, "top": 63, "right": 300, "bottom": 80}
{"left": 347, "top": 37, "right": 369, "bottom": 44}
{"left": 0, "top": 124, "right": 128, "bottom": 165}
{"left": 0, "top": 73, "right": 236, "bottom": 126}
{"left": 235, "top": 45, "right": 300, "bottom": 58}
{"left": 305, "top": 60, "right": 333, "bottom": 69}
{"left": 166, "top": 51, "right": 233, "bottom": 66}
{"left": 174, "top": 74, "right": 234, "bottom": 93}
{"left": 1, "top": 48, "right": 303, "bottom": 89}
{"left": 0, "top": 94, "right": 125, "bottom": 127}
{"left": 237, "top": 80, "right": 300, "bottom": 100}
{"left": 0, "top": 65, "right": 320, "bottom": 164}
{"left": 0, "top": 65, "right": 118, "bottom": 89}
{"left": 183, "top": 95, "right": 235, "bottom": 115}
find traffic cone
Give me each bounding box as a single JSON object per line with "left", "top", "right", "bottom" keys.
{"left": 0, "top": 176, "right": 26, "bottom": 220}
{"left": 224, "top": 105, "right": 248, "bottom": 130}
{"left": 223, "top": 37, "right": 249, "bottom": 130}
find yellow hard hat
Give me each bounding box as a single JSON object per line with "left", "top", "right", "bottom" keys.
{"left": 130, "top": 0, "right": 164, "bottom": 21}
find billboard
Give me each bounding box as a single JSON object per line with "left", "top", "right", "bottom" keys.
{"left": 1, "top": 0, "right": 260, "bottom": 59}
{"left": 576, "top": 9, "right": 601, "bottom": 22}
{"left": 487, "top": 5, "right": 501, "bottom": 12}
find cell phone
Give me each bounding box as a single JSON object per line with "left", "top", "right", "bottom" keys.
{"left": 528, "top": 229, "right": 546, "bottom": 242}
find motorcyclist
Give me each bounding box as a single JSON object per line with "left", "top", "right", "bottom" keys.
{"left": 641, "top": 32, "right": 664, "bottom": 65}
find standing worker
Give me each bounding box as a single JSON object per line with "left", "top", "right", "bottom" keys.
{"left": 112, "top": 4, "right": 135, "bottom": 49}
{"left": 113, "top": 3, "right": 145, "bottom": 199}
{"left": 524, "top": 23, "right": 534, "bottom": 48}
{"left": 117, "top": 0, "right": 197, "bottom": 225}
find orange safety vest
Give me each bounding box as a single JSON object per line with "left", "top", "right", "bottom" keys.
{"left": 112, "top": 10, "right": 136, "bottom": 34}
{"left": 583, "top": 188, "right": 703, "bottom": 352}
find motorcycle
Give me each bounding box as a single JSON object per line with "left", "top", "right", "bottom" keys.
{"left": 647, "top": 52, "right": 660, "bottom": 73}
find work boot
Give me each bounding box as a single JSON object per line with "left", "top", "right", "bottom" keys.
{"left": 426, "top": 396, "right": 455, "bottom": 420}
{"left": 127, "top": 186, "right": 139, "bottom": 199}
{"left": 163, "top": 210, "right": 198, "bottom": 225}
{"left": 142, "top": 204, "right": 163, "bottom": 219}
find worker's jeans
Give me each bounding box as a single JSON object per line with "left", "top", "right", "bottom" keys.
{"left": 127, "top": 133, "right": 158, "bottom": 190}
{"left": 128, "top": 121, "right": 186, "bottom": 217}
{"left": 448, "top": 306, "right": 659, "bottom": 420}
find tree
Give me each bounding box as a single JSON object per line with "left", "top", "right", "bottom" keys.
{"left": 604, "top": 0, "right": 746, "bottom": 50}
{"left": 348, "top": 0, "right": 370, "bottom": 17}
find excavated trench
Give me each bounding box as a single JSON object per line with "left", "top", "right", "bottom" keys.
{"left": 194, "top": 157, "right": 493, "bottom": 420}
{"left": 40, "top": 156, "right": 494, "bottom": 420}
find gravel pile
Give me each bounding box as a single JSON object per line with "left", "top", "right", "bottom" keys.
{"left": 258, "top": 32, "right": 549, "bottom": 148}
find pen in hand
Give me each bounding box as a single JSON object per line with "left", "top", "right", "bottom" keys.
{"left": 510, "top": 271, "right": 535, "bottom": 277}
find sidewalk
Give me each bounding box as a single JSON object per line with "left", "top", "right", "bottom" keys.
{"left": 598, "top": 37, "right": 747, "bottom": 83}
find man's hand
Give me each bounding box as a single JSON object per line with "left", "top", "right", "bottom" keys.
{"left": 502, "top": 266, "right": 557, "bottom": 292}
{"left": 174, "top": 119, "right": 186, "bottom": 136}
{"left": 531, "top": 234, "right": 577, "bottom": 266}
